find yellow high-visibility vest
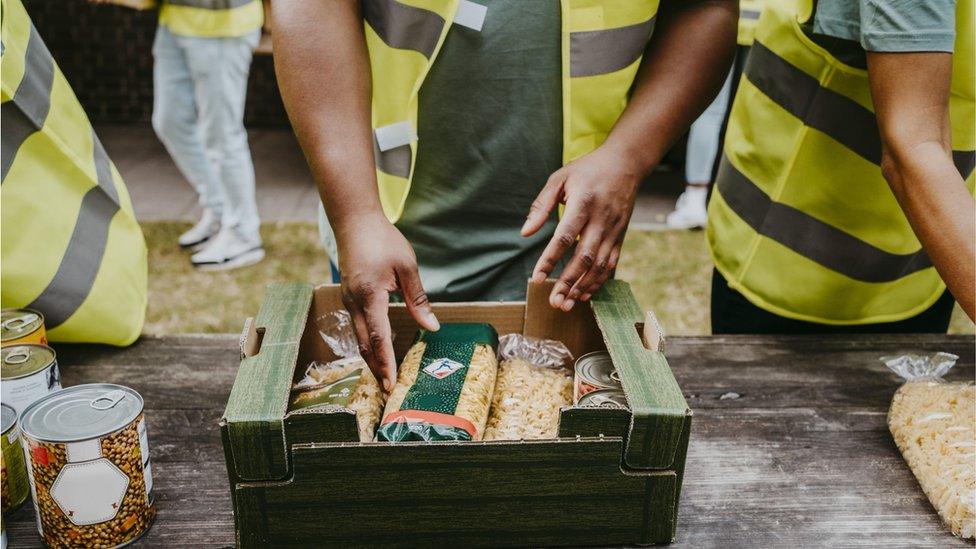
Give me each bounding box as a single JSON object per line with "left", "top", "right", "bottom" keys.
{"left": 707, "top": 0, "right": 975, "bottom": 325}
{"left": 158, "top": 0, "right": 263, "bottom": 38}
{"left": 1, "top": 0, "right": 148, "bottom": 345}
{"left": 737, "top": 0, "right": 764, "bottom": 46}
{"left": 364, "top": 0, "right": 661, "bottom": 221}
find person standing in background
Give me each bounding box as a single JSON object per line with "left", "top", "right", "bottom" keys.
{"left": 667, "top": 0, "right": 763, "bottom": 229}
{"left": 150, "top": 0, "right": 266, "bottom": 270}
{"left": 708, "top": 0, "right": 975, "bottom": 333}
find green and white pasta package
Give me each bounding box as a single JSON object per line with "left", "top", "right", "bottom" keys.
{"left": 378, "top": 323, "right": 499, "bottom": 442}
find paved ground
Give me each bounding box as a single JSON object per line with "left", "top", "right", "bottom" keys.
{"left": 97, "top": 124, "right": 686, "bottom": 228}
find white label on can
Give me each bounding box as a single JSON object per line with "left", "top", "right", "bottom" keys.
{"left": 65, "top": 439, "right": 102, "bottom": 463}
{"left": 5, "top": 426, "right": 18, "bottom": 445}
{"left": 50, "top": 458, "right": 129, "bottom": 526}
{"left": 1, "top": 363, "right": 61, "bottom": 413}
{"left": 137, "top": 418, "right": 153, "bottom": 498}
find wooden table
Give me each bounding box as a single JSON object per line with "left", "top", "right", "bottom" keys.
{"left": 5, "top": 334, "right": 973, "bottom": 548}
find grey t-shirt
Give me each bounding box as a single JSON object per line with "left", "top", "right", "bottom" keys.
{"left": 813, "top": 0, "right": 957, "bottom": 52}
{"left": 395, "top": 0, "right": 562, "bottom": 302}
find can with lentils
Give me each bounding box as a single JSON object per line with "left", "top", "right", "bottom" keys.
{"left": 573, "top": 351, "right": 621, "bottom": 403}
{"left": 19, "top": 384, "right": 155, "bottom": 548}
{"left": 1, "top": 344, "right": 61, "bottom": 414}
{"left": 1, "top": 308, "right": 46, "bottom": 347}
{"left": 2, "top": 403, "right": 29, "bottom": 514}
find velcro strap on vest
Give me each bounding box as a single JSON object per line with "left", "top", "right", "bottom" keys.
{"left": 454, "top": 0, "right": 487, "bottom": 32}
{"left": 374, "top": 121, "right": 416, "bottom": 152}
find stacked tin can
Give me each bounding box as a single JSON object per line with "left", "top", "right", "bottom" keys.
{"left": 1, "top": 309, "right": 47, "bottom": 347}
{"left": 19, "top": 384, "right": 156, "bottom": 548}
{"left": 574, "top": 351, "right": 629, "bottom": 409}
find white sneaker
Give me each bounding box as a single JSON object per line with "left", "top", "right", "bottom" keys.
{"left": 666, "top": 187, "right": 709, "bottom": 230}
{"left": 190, "top": 227, "right": 264, "bottom": 271}
{"left": 178, "top": 208, "right": 221, "bottom": 251}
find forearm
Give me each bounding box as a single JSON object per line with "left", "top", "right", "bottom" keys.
{"left": 272, "top": 0, "right": 385, "bottom": 236}
{"left": 603, "top": 0, "right": 738, "bottom": 174}
{"left": 882, "top": 143, "right": 976, "bottom": 318}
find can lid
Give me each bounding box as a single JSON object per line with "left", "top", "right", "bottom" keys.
{"left": 578, "top": 388, "right": 629, "bottom": 409}
{"left": 20, "top": 384, "right": 144, "bottom": 442}
{"left": 1, "top": 344, "right": 56, "bottom": 379}
{"left": 1, "top": 403, "right": 15, "bottom": 434}
{"left": 577, "top": 352, "right": 620, "bottom": 387}
{"left": 1, "top": 308, "right": 44, "bottom": 341}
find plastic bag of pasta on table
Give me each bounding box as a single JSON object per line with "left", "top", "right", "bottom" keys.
{"left": 483, "top": 334, "right": 574, "bottom": 441}
{"left": 378, "top": 323, "right": 498, "bottom": 442}
{"left": 883, "top": 352, "right": 975, "bottom": 539}
{"left": 290, "top": 310, "right": 384, "bottom": 441}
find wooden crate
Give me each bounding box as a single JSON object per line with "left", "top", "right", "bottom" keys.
{"left": 221, "top": 280, "right": 692, "bottom": 547}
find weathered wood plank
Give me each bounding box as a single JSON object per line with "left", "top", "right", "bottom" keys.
{"left": 5, "top": 334, "right": 973, "bottom": 548}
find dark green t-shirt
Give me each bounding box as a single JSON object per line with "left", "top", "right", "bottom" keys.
{"left": 395, "top": 0, "right": 562, "bottom": 302}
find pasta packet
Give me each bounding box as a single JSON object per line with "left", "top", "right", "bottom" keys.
{"left": 483, "top": 334, "right": 574, "bottom": 441}
{"left": 378, "top": 323, "right": 499, "bottom": 442}
{"left": 883, "top": 352, "right": 975, "bottom": 539}
{"left": 290, "top": 311, "right": 384, "bottom": 441}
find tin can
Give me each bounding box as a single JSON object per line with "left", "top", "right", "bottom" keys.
{"left": 2, "top": 403, "right": 29, "bottom": 514}
{"left": 574, "top": 351, "right": 621, "bottom": 403}
{"left": 19, "top": 384, "right": 155, "bottom": 548}
{"left": 1, "top": 345, "right": 61, "bottom": 414}
{"left": 1, "top": 309, "right": 47, "bottom": 347}
{"left": 577, "top": 388, "right": 629, "bottom": 409}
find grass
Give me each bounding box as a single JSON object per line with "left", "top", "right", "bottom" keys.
{"left": 142, "top": 222, "right": 975, "bottom": 336}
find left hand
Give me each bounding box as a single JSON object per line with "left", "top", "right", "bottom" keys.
{"left": 522, "top": 145, "right": 642, "bottom": 311}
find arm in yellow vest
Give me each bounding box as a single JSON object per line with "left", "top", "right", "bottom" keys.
{"left": 272, "top": 0, "right": 439, "bottom": 390}
{"left": 867, "top": 52, "right": 975, "bottom": 321}
{"left": 525, "top": 0, "right": 739, "bottom": 310}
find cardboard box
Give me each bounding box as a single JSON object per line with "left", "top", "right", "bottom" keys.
{"left": 221, "top": 280, "right": 692, "bottom": 547}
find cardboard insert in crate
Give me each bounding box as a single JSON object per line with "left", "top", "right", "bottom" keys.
{"left": 221, "top": 280, "right": 691, "bottom": 547}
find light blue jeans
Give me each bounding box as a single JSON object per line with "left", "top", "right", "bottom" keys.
{"left": 684, "top": 66, "right": 734, "bottom": 185}
{"left": 152, "top": 25, "right": 261, "bottom": 242}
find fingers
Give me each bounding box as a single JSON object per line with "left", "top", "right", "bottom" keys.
{"left": 572, "top": 241, "right": 621, "bottom": 303}
{"left": 522, "top": 170, "right": 566, "bottom": 237}
{"left": 395, "top": 262, "right": 440, "bottom": 332}
{"left": 342, "top": 291, "right": 375, "bottom": 373}
{"left": 361, "top": 290, "right": 397, "bottom": 392}
{"left": 549, "top": 223, "right": 604, "bottom": 311}
{"left": 532, "top": 198, "right": 586, "bottom": 284}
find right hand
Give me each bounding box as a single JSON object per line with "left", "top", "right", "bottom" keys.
{"left": 335, "top": 216, "right": 439, "bottom": 391}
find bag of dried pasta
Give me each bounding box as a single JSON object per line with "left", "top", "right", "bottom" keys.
{"left": 883, "top": 352, "right": 975, "bottom": 539}
{"left": 483, "top": 334, "right": 574, "bottom": 441}
{"left": 378, "top": 323, "right": 498, "bottom": 442}
{"left": 290, "top": 311, "right": 384, "bottom": 441}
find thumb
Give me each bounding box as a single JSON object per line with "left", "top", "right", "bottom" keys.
{"left": 396, "top": 262, "right": 440, "bottom": 331}
{"left": 522, "top": 170, "right": 566, "bottom": 237}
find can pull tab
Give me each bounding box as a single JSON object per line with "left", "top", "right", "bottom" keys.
{"left": 610, "top": 370, "right": 621, "bottom": 383}
{"left": 91, "top": 390, "right": 127, "bottom": 410}
{"left": 4, "top": 346, "right": 30, "bottom": 365}
{"left": 2, "top": 313, "right": 38, "bottom": 331}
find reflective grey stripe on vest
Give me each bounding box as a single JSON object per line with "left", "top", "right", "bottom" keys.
{"left": 570, "top": 17, "right": 655, "bottom": 77}
{"left": 747, "top": 41, "right": 976, "bottom": 179}
{"left": 1, "top": 24, "right": 54, "bottom": 182}
{"left": 741, "top": 9, "right": 762, "bottom": 20}
{"left": 717, "top": 155, "right": 932, "bottom": 283}
{"left": 364, "top": 0, "right": 444, "bottom": 59}
{"left": 164, "top": 0, "right": 255, "bottom": 9}
{"left": 373, "top": 137, "right": 411, "bottom": 178}
{"left": 26, "top": 132, "right": 120, "bottom": 329}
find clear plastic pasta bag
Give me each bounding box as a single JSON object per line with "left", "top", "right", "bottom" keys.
{"left": 883, "top": 352, "right": 975, "bottom": 538}
{"left": 290, "top": 311, "right": 384, "bottom": 441}
{"left": 483, "top": 334, "right": 574, "bottom": 441}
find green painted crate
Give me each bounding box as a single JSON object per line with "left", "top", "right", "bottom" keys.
{"left": 221, "top": 280, "right": 691, "bottom": 547}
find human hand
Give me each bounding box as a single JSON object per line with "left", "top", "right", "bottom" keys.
{"left": 335, "top": 216, "right": 439, "bottom": 391}
{"left": 522, "top": 146, "right": 641, "bottom": 311}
